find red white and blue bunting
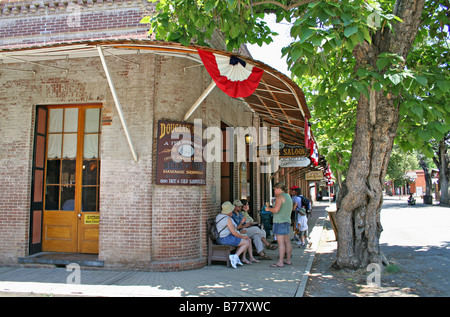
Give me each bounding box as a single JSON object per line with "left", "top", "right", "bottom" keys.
{"left": 310, "top": 139, "right": 319, "bottom": 167}
{"left": 198, "top": 49, "right": 264, "bottom": 98}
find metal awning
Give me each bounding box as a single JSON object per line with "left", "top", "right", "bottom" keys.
{"left": 0, "top": 39, "right": 311, "bottom": 147}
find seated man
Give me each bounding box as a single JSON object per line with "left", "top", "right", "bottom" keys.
{"left": 232, "top": 199, "right": 276, "bottom": 260}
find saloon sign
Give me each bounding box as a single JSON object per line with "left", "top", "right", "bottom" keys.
{"left": 156, "top": 120, "right": 206, "bottom": 185}
{"left": 257, "top": 141, "right": 307, "bottom": 158}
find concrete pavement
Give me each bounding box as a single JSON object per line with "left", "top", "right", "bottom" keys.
{"left": 0, "top": 201, "right": 330, "bottom": 297}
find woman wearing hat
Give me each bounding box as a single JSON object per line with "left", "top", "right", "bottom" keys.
{"left": 215, "top": 201, "right": 257, "bottom": 268}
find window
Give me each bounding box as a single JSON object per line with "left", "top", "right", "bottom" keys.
{"left": 44, "top": 106, "right": 101, "bottom": 212}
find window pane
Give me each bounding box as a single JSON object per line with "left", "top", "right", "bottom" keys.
{"left": 84, "top": 134, "right": 98, "bottom": 159}
{"left": 47, "top": 134, "right": 62, "bottom": 158}
{"left": 46, "top": 160, "right": 60, "bottom": 184}
{"left": 83, "top": 160, "right": 98, "bottom": 185}
{"left": 48, "top": 109, "right": 63, "bottom": 133}
{"left": 64, "top": 108, "right": 78, "bottom": 133}
{"left": 85, "top": 108, "right": 100, "bottom": 133}
{"left": 62, "top": 134, "right": 77, "bottom": 158}
{"left": 82, "top": 187, "right": 98, "bottom": 212}
{"left": 45, "top": 185, "right": 59, "bottom": 210}
{"left": 61, "top": 160, "right": 76, "bottom": 185}
{"left": 61, "top": 186, "right": 75, "bottom": 210}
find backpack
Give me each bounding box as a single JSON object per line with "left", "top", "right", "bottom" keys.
{"left": 300, "top": 195, "right": 310, "bottom": 211}
{"left": 209, "top": 216, "right": 227, "bottom": 241}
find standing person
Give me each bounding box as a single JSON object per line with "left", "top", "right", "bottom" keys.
{"left": 266, "top": 182, "right": 293, "bottom": 267}
{"left": 291, "top": 187, "right": 303, "bottom": 241}
{"left": 295, "top": 208, "right": 310, "bottom": 248}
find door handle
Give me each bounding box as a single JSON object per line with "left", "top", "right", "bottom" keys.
{"left": 78, "top": 213, "right": 82, "bottom": 218}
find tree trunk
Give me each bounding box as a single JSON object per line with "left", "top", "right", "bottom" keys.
{"left": 434, "top": 138, "right": 450, "bottom": 205}
{"left": 333, "top": 0, "right": 426, "bottom": 270}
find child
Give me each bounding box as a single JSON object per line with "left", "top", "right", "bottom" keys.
{"left": 296, "top": 209, "right": 311, "bottom": 247}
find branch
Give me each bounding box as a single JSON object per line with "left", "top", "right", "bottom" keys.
{"left": 248, "top": 0, "right": 316, "bottom": 11}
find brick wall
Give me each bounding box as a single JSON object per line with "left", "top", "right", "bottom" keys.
{"left": 0, "top": 0, "right": 258, "bottom": 271}
{"left": 0, "top": 47, "right": 256, "bottom": 270}
{"left": 0, "top": 0, "right": 151, "bottom": 48}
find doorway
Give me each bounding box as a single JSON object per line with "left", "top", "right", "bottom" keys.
{"left": 30, "top": 104, "right": 101, "bottom": 254}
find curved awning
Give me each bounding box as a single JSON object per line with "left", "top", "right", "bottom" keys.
{"left": 0, "top": 39, "right": 311, "bottom": 146}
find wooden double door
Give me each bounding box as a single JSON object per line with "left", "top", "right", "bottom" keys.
{"left": 30, "top": 105, "right": 101, "bottom": 254}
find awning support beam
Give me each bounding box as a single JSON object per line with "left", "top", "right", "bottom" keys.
{"left": 97, "top": 45, "right": 138, "bottom": 162}
{"left": 183, "top": 81, "right": 216, "bottom": 121}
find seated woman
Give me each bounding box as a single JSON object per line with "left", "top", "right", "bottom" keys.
{"left": 215, "top": 201, "right": 259, "bottom": 268}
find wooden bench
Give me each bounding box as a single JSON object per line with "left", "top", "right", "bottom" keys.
{"left": 207, "top": 219, "right": 236, "bottom": 268}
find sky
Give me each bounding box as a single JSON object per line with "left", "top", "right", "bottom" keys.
{"left": 246, "top": 14, "right": 293, "bottom": 77}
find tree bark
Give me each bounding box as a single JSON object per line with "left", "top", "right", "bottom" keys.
{"left": 434, "top": 137, "right": 450, "bottom": 205}
{"left": 333, "top": 0, "right": 426, "bottom": 269}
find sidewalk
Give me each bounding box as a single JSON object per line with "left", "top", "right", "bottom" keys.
{"left": 0, "top": 202, "right": 330, "bottom": 297}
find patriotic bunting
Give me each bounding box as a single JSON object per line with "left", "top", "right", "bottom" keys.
{"left": 310, "top": 139, "right": 319, "bottom": 167}
{"left": 324, "top": 164, "right": 333, "bottom": 180}
{"left": 304, "top": 117, "right": 311, "bottom": 149}
{"left": 198, "top": 49, "right": 264, "bottom": 98}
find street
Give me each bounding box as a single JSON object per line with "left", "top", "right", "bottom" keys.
{"left": 305, "top": 195, "right": 450, "bottom": 297}
{"left": 379, "top": 196, "right": 450, "bottom": 296}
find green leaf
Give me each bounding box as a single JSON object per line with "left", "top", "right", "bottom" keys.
{"left": 376, "top": 58, "right": 390, "bottom": 71}
{"left": 411, "top": 105, "right": 423, "bottom": 118}
{"left": 344, "top": 25, "right": 359, "bottom": 38}
{"left": 386, "top": 73, "right": 402, "bottom": 85}
{"left": 204, "top": 1, "right": 216, "bottom": 13}
{"left": 418, "top": 129, "right": 432, "bottom": 142}
{"left": 436, "top": 80, "right": 449, "bottom": 92}
{"left": 299, "top": 27, "right": 315, "bottom": 43}
{"left": 373, "top": 81, "right": 383, "bottom": 92}
{"left": 414, "top": 76, "right": 428, "bottom": 86}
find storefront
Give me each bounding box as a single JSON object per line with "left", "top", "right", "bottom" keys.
{"left": 0, "top": 39, "right": 323, "bottom": 270}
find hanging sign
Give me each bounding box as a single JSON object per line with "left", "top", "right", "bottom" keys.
{"left": 279, "top": 157, "right": 311, "bottom": 168}
{"left": 156, "top": 120, "right": 206, "bottom": 186}
{"left": 257, "top": 141, "right": 307, "bottom": 158}
{"left": 305, "top": 171, "right": 325, "bottom": 181}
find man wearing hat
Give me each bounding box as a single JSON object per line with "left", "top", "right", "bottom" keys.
{"left": 231, "top": 199, "right": 244, "bottom": 228}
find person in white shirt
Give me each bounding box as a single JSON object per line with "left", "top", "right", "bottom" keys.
{"left": 296, "top": 209, "right": 311, "bottom": 248}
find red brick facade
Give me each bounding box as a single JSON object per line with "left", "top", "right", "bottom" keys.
{"left": 1, "top": 0, "right": 150, "bottom": 48}
{"left": 0, "top": 1, "right": 262, "bottom": 270}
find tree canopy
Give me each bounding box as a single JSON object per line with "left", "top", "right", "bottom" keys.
{"left": 145, "top": 0, "right": 449, "bottom": 180}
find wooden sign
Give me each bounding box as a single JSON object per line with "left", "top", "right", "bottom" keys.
{"left": 279, "top": 157, "right": 311, "bottom": 167}
{"left": 257, "top": 141, "right": 307, "bottom": 158}
{"left": 156, "top": 120, "right": 206, "bottom": 185}
{"left": 305, "top": 171, "right": 324, "bottom": 181}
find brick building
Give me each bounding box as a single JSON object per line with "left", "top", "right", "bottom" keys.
{"left": 0, "top": 0, "right": 319, "bottom": 270}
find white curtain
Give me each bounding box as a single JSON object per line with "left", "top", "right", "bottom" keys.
{"left": 48, "top": 109, "right": 63, "bottom": 133}
{"left": 84, "top": 108, "right": 100, "bottom": 133}
{"left": 47, "top": 134, "right": 62, "bottom": 158}
{"left": 84, "top": 135, "right": 98, "bottom": 159}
